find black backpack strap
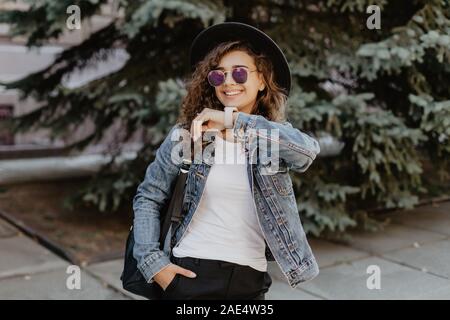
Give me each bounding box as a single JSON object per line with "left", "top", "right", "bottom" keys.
{"left": 159, "top": 159, "right": 191, "bottom": 249}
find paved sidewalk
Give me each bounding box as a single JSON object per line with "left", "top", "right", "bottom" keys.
{"left": 267, "top": 201, "right": 450, "bottom": 300}
{"left": 1, "top": 201, "right": 449, "bottom": 299}
{"left": 0, "top": 219, "right": 128, "bottom": 300}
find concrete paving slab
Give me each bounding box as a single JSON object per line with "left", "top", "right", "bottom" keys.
{"left": 267, "top": 239, "right": 370, "bottom": 290}
{"left": 309, "top": 238, "right": 369, "bottom": 268}
{"left": 387, "top": 204, "right": 450, "bottom": 235}
{"left": 267, "top": 261, "right": 287, "bottom": 282}
{"left": 0, "top": 267, "right": 128, "bottom": 299}
{"left": 0, "top": 218, "right": 18, "bottom": 238}
{"left": 346, "top": 223, "right": 447, "bottom": 254}
{"left": 299, "top": 256, "right": 450, "bottom": 299}
{"left": 382, "top": 239, "right": 450, "bottom": 279}
{"left": 266, "top": 279, "right": 322, "bottom": 300}
{"left": 0, "top": 235, "right": 67, "bottom": 279}
{"left": 409, "top": 203, "right": 450, "bottom": 215}
{"left": 87, "top": 259, "right": 145, "bottom": 300}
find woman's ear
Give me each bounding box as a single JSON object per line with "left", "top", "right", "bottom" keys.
{"left": 259, "top": 79, "right": 266, "bottom": 91}
{"left": 257, "top": 73, "right": 266, "bottom": 91}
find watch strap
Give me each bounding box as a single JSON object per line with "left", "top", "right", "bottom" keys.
{"left": 224, "top": 106, "right": 238, "bottom": 129}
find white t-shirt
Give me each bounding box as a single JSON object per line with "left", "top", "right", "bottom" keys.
{"left": 172, "top": 133, "right": 268, "bottom": 272}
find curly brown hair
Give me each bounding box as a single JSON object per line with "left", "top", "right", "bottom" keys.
{"left": 177, "top": 40, "right": 288, "bottom": 130}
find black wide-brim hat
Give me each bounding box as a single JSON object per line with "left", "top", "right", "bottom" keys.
{"left": 189, "top": 22, "right": 291, "bottom": 96}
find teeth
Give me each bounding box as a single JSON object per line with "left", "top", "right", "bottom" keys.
{"left": 224, "top": 91, "right": 242, "bottom": 96}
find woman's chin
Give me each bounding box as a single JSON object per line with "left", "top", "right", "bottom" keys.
{"left": 220, "top": 95, "right": 245, "bottom": 106}
{"left": 221, "top": 93, "right": 245, "bottom": 105}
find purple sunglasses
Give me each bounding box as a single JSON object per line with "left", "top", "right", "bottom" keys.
{"left": 207, "top": 66, "right": 258, "bottom": 87}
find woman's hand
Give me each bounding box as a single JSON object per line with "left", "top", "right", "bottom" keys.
{"left": 153, "top": 263, "right": 197, "bottom": 291}
{"left": 190, "top": 108, "right": 226, "bottom": 142}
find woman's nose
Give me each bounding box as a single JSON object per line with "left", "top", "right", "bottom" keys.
{"left": 223, "top": 71, "right": 236, "bottom": 85}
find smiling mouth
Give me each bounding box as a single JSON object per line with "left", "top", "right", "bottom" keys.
{"left": 223, "top": 90, "right": 243, "bottom": 96}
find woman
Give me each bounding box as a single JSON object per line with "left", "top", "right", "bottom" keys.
{"left": 132, "top": 22, "right": 321, "bottom": 300}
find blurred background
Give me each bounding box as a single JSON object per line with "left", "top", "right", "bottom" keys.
{"left": 0, "top": 0, "right": 449, "bottom": 300}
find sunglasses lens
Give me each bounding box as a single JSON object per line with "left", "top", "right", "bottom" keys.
{"left": 232, "top": 68, "right": 248, "bottom": 83}
{"left": 208, "top": 70, "right": 225, "bottom": 87}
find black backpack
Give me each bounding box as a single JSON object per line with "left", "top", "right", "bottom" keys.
{"left": 120, "top": 160, "right": 190, "bottom": 299}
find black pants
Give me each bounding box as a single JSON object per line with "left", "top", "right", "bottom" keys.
{"left": 161, "top": 253, "right": 272, "bottom": 300}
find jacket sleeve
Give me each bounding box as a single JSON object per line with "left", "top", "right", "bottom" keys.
{"left": 232, "top": 112, "right": 320, "bottom": 173}
{"left": 132, "top": 125, "right": 182, "bottom": 283}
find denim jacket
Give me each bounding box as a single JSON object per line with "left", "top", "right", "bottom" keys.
{"left": 133, "top": 112, "right": 321, "bottom": 288}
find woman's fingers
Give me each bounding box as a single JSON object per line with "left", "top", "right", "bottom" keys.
{"left": 192, "top": 112, "right": 212, "bottom": 142}
{"left": 193, "top": 117, "right": 204, "bottom": 142}
{"left": 206, "top": 120, "right": 223, "bottom": 131}
{"left": 173, "top": 265, "right": 197, "bottom": 278}
{"left": 190, "top": 114, "right": 201, "bottom": 141}
{"left": 191, "top": 108, "right": 224, "bottom": 141}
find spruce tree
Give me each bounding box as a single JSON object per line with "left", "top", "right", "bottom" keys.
{"left": 1, "top": 0, "right": 449, "bottom": 237}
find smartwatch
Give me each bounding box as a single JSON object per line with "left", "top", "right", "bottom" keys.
{"left": 224, "top": 106, "right": 238, "bottom": 129}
